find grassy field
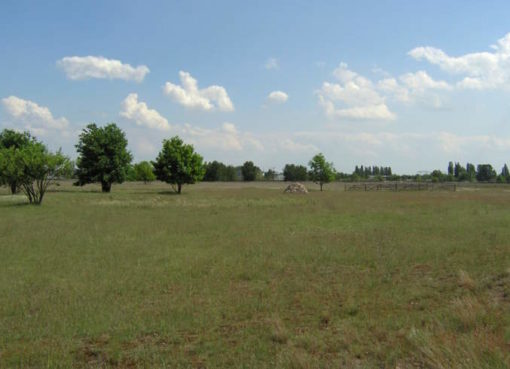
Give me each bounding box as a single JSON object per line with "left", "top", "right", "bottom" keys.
{"left": 0, "top": 181, "right": 509, "bottom": 368}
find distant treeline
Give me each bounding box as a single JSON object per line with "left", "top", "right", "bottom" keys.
{"left": 124, "top": 160, "right": 510, "bottom": 183}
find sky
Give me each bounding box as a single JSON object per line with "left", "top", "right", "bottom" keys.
{"left": 2, "top": 0, "right": 510, "bottom": 173}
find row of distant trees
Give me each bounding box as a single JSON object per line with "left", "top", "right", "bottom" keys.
{"left": 123, "top": 160, "right": 510, "bottom": 184}
{"left": 0, "top": 124, "right": 335, "bottom": 204}
{"left": 3, "top": 123, "right": 510, "bottom": 204}
{"left": 442, "top": 161, "right": 510, "bottom": 183}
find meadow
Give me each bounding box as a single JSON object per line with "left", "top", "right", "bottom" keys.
{"left": 0, "top": 181, "right": 509, "bottom": 368}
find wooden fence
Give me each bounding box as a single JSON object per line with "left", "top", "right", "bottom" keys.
{"left": 344, "top": 182, "right": 456, "bottom": 192}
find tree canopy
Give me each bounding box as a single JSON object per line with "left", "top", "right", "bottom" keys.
{"left": 308, "top": 153, "right": 335, "bottom": 191}
{"left": 133, "top": 161, "right": 156, "bottom": 184}
{"left": 0, "top": 139, "right": 72, "bottom": 204}
{"left": 283, "top": 164, "right": 308, "bottom": 181}
{"left": 476, "top": 164, "right": 497, "bottom": 182}
{"left": 0, "top": 129, "right": 37, "bottom": 194}
{"left": 203, "top": 161, "right": 237, "bottom": 181}
{"left": 241, "top": 161, "right": 261, "bottom": 181}
{"left": 152, "top": 136, "right": 205, "bottom": 193}
{"left": 74, "top": 123, "right": 132, "bottom": 192}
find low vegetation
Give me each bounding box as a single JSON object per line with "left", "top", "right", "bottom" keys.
{"left": 1, "top": 181, "right": 509, "bottom": 368}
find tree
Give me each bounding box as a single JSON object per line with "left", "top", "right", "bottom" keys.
{"left": 431, "top": 169, "right": 445, "bottom": 182}
{"left": 125, "top": 164, "right": 137, "bottom": 181}
{"left": 476, "top": 164, "right": 497, "bottom": 182}
{"left": 204, "top": 161, "right": 223, "bottom": 181}
{"left": 152, "top": 136, "right": 205, "bottom": 194}
{"left": 0, "top": 141, "right": 72, "bottom": 204}
{"left": 466, "top": 163, "right": 476, "bottom": 181}
{"left": 264, "top": 169, "right": 277, "bottom": 181}
{"left": 454, "top": 162, "right": 462, "bottom": 178}
{"left": 448, "top": 161, "right": 454, "bottom": 176}
{"left": 308, "top": 153, "right": 336, "bottom": 191}
{"left": 283, "top": 164, "right": 308, "bottom": 181}
{"left": 241, "top": 161, "right": 260, "bottom": 181}
{"left": 203, "top": 161, "right": 239, "bottom": 181}
{"left": 134, "top": 161, "right": 156, "bottom": 184}
{"left": 501, "top": 164, "right": 510, "bottom": 181}
{"left": 0, "top": 147, "right": 25, "bottom": 195}
{"left": 75, "top": 123, "right": 132, "bottom": 193}
{"left": 221, "top": 165, "right": 237, "bottom": 181}
{"left": 0, "top": 129, "right": 36, "bottom": 194}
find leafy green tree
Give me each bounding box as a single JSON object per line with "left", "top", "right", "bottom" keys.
{"left": 466, "top": 163, "right": 476, "bottom": 181}
{"left": 431, "top": 170, "right": 445, "bottom": 182}
{"left": 0, "top": 129, "right": 36, "bottom": 194}
{"left": 125, "top": 164, "right": 137, "bottom": 181}
{"left": 0, "top": 141, "right": 72, "bottom": 204}
{"left": 75, "top": 123, "right": 132, "bottom": 193}
{"left": 264, "top": 169, "right": 277, "bottom": 181}
{"left": 283, "top": 164, "right": 308, "bottom": 181}
{"left": 134, "top": 161, "right": 156, "bottom": 184}
{"left": 203, "top": 161, "right": 239, "bottom": 181}
{"left": 0, "top": 147, "right": 25, "bottom": 195}
{"left": 335, "top": 172, "right": 350, "bottom": 181}
{"left": 204, "top": 161, "right": 222, "bottom": 181}
{"left": 152, "top": 136, "right": 205, "bottom": 194}
{"left": 241, "top": 161, "right": 260, "bottom": 181}
{"left": 476, "top": 164, "right": 497, "bottom": 182}
{"left": 308, "top": 153, "right": 336, "bottom": 191}
{"left": 222, "top": 165, "right": 237, "bottom": 181}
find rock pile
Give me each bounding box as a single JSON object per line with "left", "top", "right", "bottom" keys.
{"left": 283, "top": 182, "right": 308, "bottom": 194}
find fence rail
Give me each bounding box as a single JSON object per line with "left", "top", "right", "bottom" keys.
{"left": 344, "top": 182, "right": 456, "bottom": 192}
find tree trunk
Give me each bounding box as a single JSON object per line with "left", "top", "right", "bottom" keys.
{"left": 101, "top": 181, "right": 112, "bottom": 193}
{"left": 10, "top": 182, "right": 17, "bottom": 195}
{"left": 177, "top": 183, "right": 182, "bottom": 194}
{"left": 320, "top": 182, "right": 323, "bottom": 191}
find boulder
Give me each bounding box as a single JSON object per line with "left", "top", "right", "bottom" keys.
{"left": 283, "top": 182, "right": 308, "bottom": 194}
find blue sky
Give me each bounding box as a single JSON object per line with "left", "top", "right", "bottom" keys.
{"left": 2, "top": 0, "right": 510, "bottom": 173}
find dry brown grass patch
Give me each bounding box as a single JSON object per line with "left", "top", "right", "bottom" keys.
{"left": 458, "top": 270, "right": 476, "bottom": 291}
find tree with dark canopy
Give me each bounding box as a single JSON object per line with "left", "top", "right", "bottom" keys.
{"left": 241, "top": 161, "right": 260, "bottom": 181}
{"left": 283, "top": 164, "right": 308, "bottom": 181}
{"left": 264, "top": 169, "right": 277, "bottom": 181}
{"left": 74, "top": 123, "right": 132, "bottom": 193}
{"left": 476, "top": 164, "right": 497, "bottom": 182}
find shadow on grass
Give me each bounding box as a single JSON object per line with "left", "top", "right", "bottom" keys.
{"left": 157, "top": 191, "right": 183, "bottom": 196}
{"left": 0, "top": 200, "right": 30, "bottom": 208}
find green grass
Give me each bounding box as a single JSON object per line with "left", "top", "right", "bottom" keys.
{"left": 1, "top": 181, "right": 510, "bottom": 368}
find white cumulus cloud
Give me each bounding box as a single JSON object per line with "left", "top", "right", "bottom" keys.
{"left": 2, "top": 96, "right": 69, "bottom": 136}
{"left": 267, "top": 90, "right": 289, "bottom": 104}
{"left": 120, "top": 93, "right": 170, "bottom": 131}
{"left": 409, "top": 32, "right": 510, "bottom": 90}
{"left": 378, "top": 71, "right": 451, "bottom": 107}
{"left": 318, "top": 62, "right": 456, "bottom": 118}
{"left": 57, "top": 56, "right": 149, "bottom": 82}
{"left": 317, "top": 63, "right": 395, "bottom": 120}
{"left": 163, "top": 71, "right": 234, "bottom": 112}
